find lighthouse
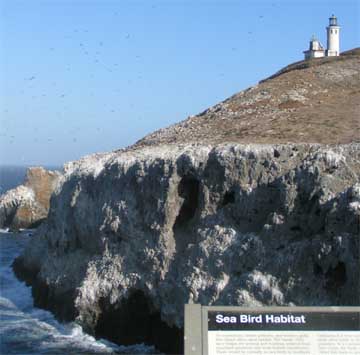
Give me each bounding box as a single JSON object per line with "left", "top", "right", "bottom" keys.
{"left": 326, "top": 14, "right": 340, "bottom": 56}
{"left": 303, "top": 15, "right": 341, "bottom": 60}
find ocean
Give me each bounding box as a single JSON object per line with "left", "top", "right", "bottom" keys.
{"left": 0, "top": 166, "right": 29, "bottom": 194}
{"left": 0, "top": 166, "right": 159, "bottom": 354}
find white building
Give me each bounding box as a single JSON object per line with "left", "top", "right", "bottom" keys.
{"left": 303, "top": 35, "right": 325, "bottom": 59}
{"left": 326, "top": 15, "right": 340, "bottom": 56}
{"left": 303, "top": 15, "right": 340, "bottom": 60}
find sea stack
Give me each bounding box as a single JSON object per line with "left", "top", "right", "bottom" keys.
{"left": 0, "top": 167, "right": 61, "bottom": 230}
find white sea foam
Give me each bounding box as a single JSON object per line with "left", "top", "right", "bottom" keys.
{"left": 0, "top": 231, "right": 159, "bottom": 354}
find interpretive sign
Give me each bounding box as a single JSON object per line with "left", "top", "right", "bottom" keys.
{"left": 184, "top": 305, "right": 360, "bottom": 355}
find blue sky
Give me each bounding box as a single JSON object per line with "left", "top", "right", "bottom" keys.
{"left": 1, "top": 0, "right": 359, "bottom": 166}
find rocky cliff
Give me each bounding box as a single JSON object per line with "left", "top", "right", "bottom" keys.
{"left": 0, "top": 167, "right": 61, "bottom": 230}
{"left": 13, "top": 51, "right": 360, "bottom": 354}
{"left": 13, "top": 144, "right": 360, "bottom": 353}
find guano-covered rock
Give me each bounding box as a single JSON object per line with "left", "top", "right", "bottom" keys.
{"left": 13, "top": 143, "right": 360, "bottom": 353}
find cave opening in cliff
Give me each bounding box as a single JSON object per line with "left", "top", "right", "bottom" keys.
{"left": 174, "top": 175, "right": 200, "bottom": 228}
{"left": 94, "top": 290, "right": 183, "bottom": 354}
{"left": 3, "top": 208, "right": 17, "bottom": 228}
{"left": 325, "top": 261, "right": 347, "bottom": 291}
{"left": 222, "top": 190, "right": 235, "bottom": 206}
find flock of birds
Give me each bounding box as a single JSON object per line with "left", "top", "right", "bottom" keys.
{"left": 1, "top": 4, "right": 275, "bottom": 157}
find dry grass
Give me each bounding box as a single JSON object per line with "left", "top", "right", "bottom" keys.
{"left": 130, "top": 48, "right": 360, "bottom": 150}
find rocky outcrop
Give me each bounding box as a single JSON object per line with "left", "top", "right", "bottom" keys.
{"left": 0, "top": 167, "right": 61, "bottom": 230}
{"left": 13, "top": 143, "right": 360, "bottom": 354}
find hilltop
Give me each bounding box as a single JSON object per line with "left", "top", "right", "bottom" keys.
{"left": 131, "top": 48, "right": 359, "bottom": 149}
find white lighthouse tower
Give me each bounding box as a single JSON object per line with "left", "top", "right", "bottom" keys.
{"left": 326, "top": 14, "right": 340, "bottom": 56}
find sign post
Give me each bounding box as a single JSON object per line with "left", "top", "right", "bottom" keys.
{"left": 184, "top": 305, "right": 360, "bottom": 355}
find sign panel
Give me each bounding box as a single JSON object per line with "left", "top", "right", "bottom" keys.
{"left": 207, "top": 330, "right": 360, "bottom": 355}
{"left": 184, "top": 305, "right": 360, "bottom": 355}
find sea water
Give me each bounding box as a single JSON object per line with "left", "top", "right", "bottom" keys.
{"left": 0, "top": 230, "right": 158, "bottom": 354}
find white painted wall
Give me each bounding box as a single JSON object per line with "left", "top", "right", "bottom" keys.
{"left": 304, "top": 50, "right": 325, "bottom": 60}
{"left": 313, "top": 51, "right": 325, "bottom": 58}
{"left": 312, "top": 40, "right": 322, "bottom": 50}
{"left": 326, "top": 26, "right": 340, "bottom": 56}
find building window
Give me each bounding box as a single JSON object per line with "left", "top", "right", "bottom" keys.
{"left": 335, "top": 30, "right": 337, "bottom": 34}
{"left": 331, "top": 29, "right": 333, "bottom": 34}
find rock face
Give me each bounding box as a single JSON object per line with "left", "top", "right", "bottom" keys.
{"left": 14, "top": 143, "right": 360, "bottom": 353}
{"left": 0, "top": 167, "right": 61, "bottom": 230}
